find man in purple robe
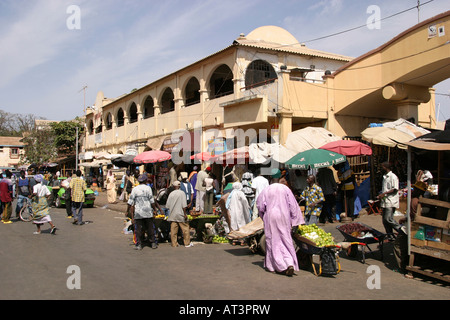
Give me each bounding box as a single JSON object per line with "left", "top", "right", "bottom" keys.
{"left": 257, "top": 183, "right": 304, "bottom": 276}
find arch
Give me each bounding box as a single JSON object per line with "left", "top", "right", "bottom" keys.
{"left": 245, "top": 59, "right": 277, "bottom": 89}
{"left": 209, "top": 64, "right": 234, "bottom": 99}
{"left": 129, "top": 102, "right": 138, "bottom": 123}
{"left": 161, "top": 87, "right": 175, "bottom": 114}
{"left": 142, "top": 95, "right": 155, "bottom": 119}
{"left": 184, "top": 77, "right": 200, "bottom": 106}
{"left": 117, "top": 108, "right": 125, "bottom": 127}
{"left": 105, "top": 112, "right": 113, "bottom": 130}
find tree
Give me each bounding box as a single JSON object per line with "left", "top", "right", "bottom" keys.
{"left": 20, "top": 127, "right": 57, "bottom": 166}
{"left": 50, "top": 118, "right": 84, "bottom": 155}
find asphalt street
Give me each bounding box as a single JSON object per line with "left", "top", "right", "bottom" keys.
{"left": 1, "top": 195, "right": 448, "bottom": 303}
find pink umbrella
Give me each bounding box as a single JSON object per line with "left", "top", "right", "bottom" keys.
{"left": 190, "top": 152, "right": 216, "bottom": 162}
{"left": 319, "top": 140, "right": 372, "bottom": 156}
{"left": 133, "top": 150, "right": 172, "bottom": 164}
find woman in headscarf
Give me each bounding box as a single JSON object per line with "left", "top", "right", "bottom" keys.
{"left": 226, "top": 182, "right": 250, "bottom": 245}
{"left": 106, "top": 170, "right": 117, "bottom": 204}
{"left": 32, "top": 174, "right": 57, "bottom": 235}
{"left": 257, "top": 183, "right": 304, "bottom": 276}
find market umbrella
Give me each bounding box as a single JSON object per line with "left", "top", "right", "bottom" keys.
{"left": 214, "top": 146, "right": 249, "bottom": 164}
{"left": 190, "top": 151, "right": 217, "bottom": 162}
{"left": 319, "top": 140, "right": 372, "bottom": 156}
{"left": 285, "top": 148, "right": 347, "bottom": 170}
{"left": 133, "top": 150, "right": 172, "bottom": 164}
{"left": 111, "top": 154, "right": 136, "bottom": 168}
{"left": 285, "top": 127, "right": 341, "bottom": 153}
{"left": 361, "top": 127, "right": 415, "bottom": 149}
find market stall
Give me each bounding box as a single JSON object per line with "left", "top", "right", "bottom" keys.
{"left": 401, "top": 131, "right": 450, "bottom": 282}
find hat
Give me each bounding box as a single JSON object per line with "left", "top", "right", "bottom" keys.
{"left": 34, "top": 174, "right": 43, "bottom": 183}
{"left": 172, "top": 180, "right": 181, "bottom": 187}
{"left": 138, "top": 174, "right": 148, "bottom": 182}
{"left": 180, "top": 172, "right": 188, "bottom": 179}
{"left": 413, "top": 181, "right": 427, "bottom": 191}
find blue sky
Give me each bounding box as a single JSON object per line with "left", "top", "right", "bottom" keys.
{"left": 0, "top": 0, "right": 449, "bottom": 123}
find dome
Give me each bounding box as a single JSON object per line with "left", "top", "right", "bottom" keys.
{"left": 245, "top": 26, "right": 301, "bottom": 47}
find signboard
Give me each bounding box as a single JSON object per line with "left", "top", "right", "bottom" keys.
{"left": 208, "top": 137, "right": 227, "bottom": 156}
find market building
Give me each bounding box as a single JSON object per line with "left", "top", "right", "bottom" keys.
{"left": 83, "top": 11, "right": 449, "bottom": 160}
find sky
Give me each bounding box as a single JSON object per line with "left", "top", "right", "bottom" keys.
{"left": 0, "top": 0, "right": 449, "bottom": 123}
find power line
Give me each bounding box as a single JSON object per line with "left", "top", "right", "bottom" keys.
{"left": 298, "top": 0, "right": 435, "bottom": 44}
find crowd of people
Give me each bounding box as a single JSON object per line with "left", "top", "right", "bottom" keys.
{"left": 1, "top": 169, "right": 89, "bottom": 232}
{"left": 2, "top": 159, "right": 435, "bottom": 278}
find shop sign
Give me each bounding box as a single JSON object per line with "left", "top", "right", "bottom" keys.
{"left": 208, "top": 137, "right": 227, "bottom": 156}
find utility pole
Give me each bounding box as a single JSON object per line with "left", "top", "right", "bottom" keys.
{"left": 77, "top": 85, "right": 87, "bottom": 172}
{"left": 79, "top": 85, "right": 88, "bottom": 113}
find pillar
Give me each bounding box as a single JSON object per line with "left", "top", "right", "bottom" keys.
{"left": 277, "top": 110, "right": 293, "bottom": 145}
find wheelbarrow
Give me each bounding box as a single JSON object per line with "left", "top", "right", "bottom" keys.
{"left": 336, "top": 222, "right": 386, "bottom": 264}
{"left": 226, "top": 217, "right": 266, "bottom": 255}
{"left": 292, "top": 232, "right": 341, "bottom": 277}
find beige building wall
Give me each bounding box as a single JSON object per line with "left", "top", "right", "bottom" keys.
{"left": 83, "top": 13, "right": 448, "bottom": 158}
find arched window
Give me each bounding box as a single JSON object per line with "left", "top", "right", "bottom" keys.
{"left": 184, "top": 77, "right": 200, "bottom": 106}
{"left": 129, "top": 102, "right": 138, "bottom": 123}
{"left": 117, "top": 108, "right": 124, "bottom": 127}
{"left": 209, "top": 64, "right": 234, "bottom": 99}
{"left": 245, "top": 59, "right": 277, "bottom": 89}
{"left": 105, "top": 113, "right": 113, "bottom": 130}
{"left": 161, "top": 88, "right": 175, "bottom": 114}
{"left": 88, "top": 120, "right": 94, "bottom": 134}
{"left": 143, "top": 96, "right": 154, "bottom": 119}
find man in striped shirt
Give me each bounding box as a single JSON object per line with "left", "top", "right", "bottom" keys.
{"left": 70, "top": 170, "right": 87, "bottom": 225}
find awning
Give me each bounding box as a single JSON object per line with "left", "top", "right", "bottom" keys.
{"left": 400, "top": 140, "right": 450, "bottom": 151}
{"left": 146, "top": 135, "right": 168, "bottom": 150}
{"left": 79, "top": 160, "right": 111, "bottom": 168}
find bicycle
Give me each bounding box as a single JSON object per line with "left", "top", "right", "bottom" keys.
{"left": 19, "top": 198, "right": 34, "bottom": 222}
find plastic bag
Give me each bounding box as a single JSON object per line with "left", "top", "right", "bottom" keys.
{"left": 320, "top": 247, "right": 338, "bottom": 275}
{"left": 414, "top": 226, "right": 425, "bottom": 240}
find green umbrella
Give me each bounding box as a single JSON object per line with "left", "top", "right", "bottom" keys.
{"left": 285, "top": 148, "right": 346, "bottom": 170}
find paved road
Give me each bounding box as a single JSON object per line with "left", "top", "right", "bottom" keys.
{"left": 1, "top": 196, "right": 448, "bottom": 303}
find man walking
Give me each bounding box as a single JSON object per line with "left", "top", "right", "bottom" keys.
{"left": 166, "top": 181, "right": 192, "bottom": 248}
{"left": 70, "top": 170, "right": 87, "bottom": 225}
{"left": 378, "top": 161, "right": 401, "bottom": 241}
{"left": 127, "top": 174, "right": 163, "bottom": 250}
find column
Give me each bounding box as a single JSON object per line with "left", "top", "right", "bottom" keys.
{"left": 277, "top": 110, "right": 293, "bottom": 145}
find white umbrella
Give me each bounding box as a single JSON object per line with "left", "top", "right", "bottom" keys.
{"left": 284, "top": 127, "right": 341, "bottom": 153}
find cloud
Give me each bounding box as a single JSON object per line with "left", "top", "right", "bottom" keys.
{"left": 0, "top": 0, "right": 81, "bottom": 88}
